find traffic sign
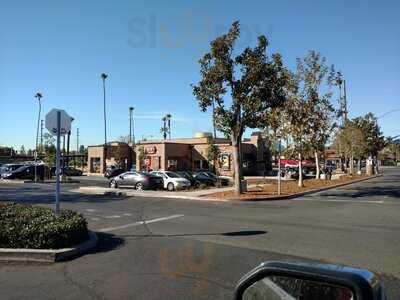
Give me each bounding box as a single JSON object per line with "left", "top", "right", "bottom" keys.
{"left": 45, "top": 109, "right": 72, "bottom": 136}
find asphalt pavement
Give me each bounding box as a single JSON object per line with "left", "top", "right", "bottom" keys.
{"left": 1, "top": 167, "right": 399, "bottom": 299}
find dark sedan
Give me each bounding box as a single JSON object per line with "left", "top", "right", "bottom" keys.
{"left": 180, "top": 171, "right": 216, "bottom": 186}
{"left": 51, "top": 166, "right": 83, "bottom": 177}
{"left": 195, "top": 171, "right": 230, "bottom": 186}
{"left": 1, "top": 165, "right": 49, "bottom": 180}
{"left": 109, "top": 171, "right": 163, "bottom": 190}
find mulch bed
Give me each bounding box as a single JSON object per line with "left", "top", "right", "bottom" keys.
{"left": 208, "top": 174, "right": 368, "bottom": 200}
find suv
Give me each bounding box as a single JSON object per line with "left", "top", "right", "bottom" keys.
{"left": 151, "top": 171, "right": 191, "bottom": 191}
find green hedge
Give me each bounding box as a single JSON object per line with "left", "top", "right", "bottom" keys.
{"left": 0, "top": 202, "right": 89, "bottom": 249}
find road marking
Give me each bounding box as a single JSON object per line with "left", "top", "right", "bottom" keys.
{"left": 105, "top": 215, "right": 122, "bottom": 219}
{"left": 85, "top": 209, "right": 96, "bottom": 212}
{"left": 98, "top": 214, "right": 185, "bottom": 232}
{"left": 301, "top": 198, "right": 383, "bottom": 204}
{"left": 91, "top": 217, "right": 100, "bottom": 221}
{"left": 123, "top": 213, "right": 132, "bottom": 216}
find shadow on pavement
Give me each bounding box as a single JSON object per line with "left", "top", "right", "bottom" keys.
{"left": 119, "top": 230, "right": 267, "bottom": 238}
{"left": 87, "top": 232, "right": 125, "bottom": 254}
{"left": 322, "top": 186, "right": 400, "bottom": 198}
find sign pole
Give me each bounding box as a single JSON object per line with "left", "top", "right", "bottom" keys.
{"left": 55, "top": 111, "right": 61, "bottom": 216}
{"left": 278, "top": 139, "right": 282, "bottom": 196}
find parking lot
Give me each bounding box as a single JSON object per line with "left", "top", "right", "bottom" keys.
{"left": 1, "top": 168, "right": 400, "bottom": 299}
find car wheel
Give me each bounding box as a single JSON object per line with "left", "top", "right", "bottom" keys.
{"left": 167, "top": 182, "right": 174, "bottom": 191}
{"left": 110, "top": 180, "right": 118, "bottom": 189}
{"left": 135, "top": 182, "right": 144, "bottom": 191}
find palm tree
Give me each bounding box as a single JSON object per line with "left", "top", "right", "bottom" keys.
{"left": 34, "top": 92, "right": 43, "bottom": 182}
{"left": 166, "top": 114, "right": 172, "bottom": 139}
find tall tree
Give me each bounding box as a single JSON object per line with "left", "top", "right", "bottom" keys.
{"left": 332, "top": 120, "right": 367, "bottom": 174}
{"left": 19, "top": 145, "right": 26, "bottom": 155}
{"left": 353, "top": 113, "right": 384, "bottom": 158}
{"left": 192, "top": 21, "right": 287, "bottom": 194}
{"left": 299, "top": 51, "right": 336, "bottom": 179}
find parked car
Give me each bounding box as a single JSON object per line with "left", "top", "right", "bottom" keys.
{"left": 182, "top": 171, "right": 215, "bottom": 186}
{"left": 195, "top": 171, "right": 230, "bottom": 186}
{"left": 0, "top": 163, "right": 25, "bottom": 176}
{"left": 176, "top": 171, "right": 199, "bottom": 187}
{"left": 1, "top": 164, "right": 49, "bottom": 180}
{"left": 109, "top": 171, "right": 163, "bottom": 190}
{"left": 151, "top": 171, "right": 191, "bottom": 191}
{"left": 50, "top": 166, "right": 83, "bottom": 177}
{"left": 104, "top": 167, "right": 124, "bottom": 179}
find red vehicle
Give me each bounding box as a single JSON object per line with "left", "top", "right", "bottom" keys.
{"left": 279, "top": 159, "right": 315, "bottom": 168}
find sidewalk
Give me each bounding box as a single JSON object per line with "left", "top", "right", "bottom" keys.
{"left": 72, "top": 186, "right": 235, "bottom": 201}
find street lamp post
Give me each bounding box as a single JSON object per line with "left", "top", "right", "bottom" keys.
{"left": 34, "top": 92, "right": 43, "bottom": 182}
{"left": 101, "top": 73, "right": 108, "bottom": 145}
{"left": 277, "top": 136, "right": 282, "bottom": 196}
{"left": 129, "top": 107, "right": 134, "bottom": 144}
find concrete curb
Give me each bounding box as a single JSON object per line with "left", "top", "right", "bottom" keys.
{"left": 0, "top": 231, "right": 98, "bottom": 263}
{"left": 226, "top": 174, "right": 383, "bottom": 201}
{"left": 0, "top": 179, "right": 80, "bottom": 185}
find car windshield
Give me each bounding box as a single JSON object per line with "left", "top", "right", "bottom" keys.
{"left": 13, "top": 165, "right": 29, "bottom": 172}
{"left": 165, "top": 171, "right": 181, "bottom": 178}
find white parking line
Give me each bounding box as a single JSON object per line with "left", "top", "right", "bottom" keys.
{"left": 300, "top": 198, "right": 383, "bottom": 204}
{"left": 98, "top": 214, "right": 185, "bottom": 232}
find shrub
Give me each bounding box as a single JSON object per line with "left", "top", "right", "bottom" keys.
{"left": 0, "top": 202, "right": 88, "bottom": 249}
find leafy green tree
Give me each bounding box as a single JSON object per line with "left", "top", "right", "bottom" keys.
{"left": 333, "top": 120, "right": 367, "bottom": 174}
{"left": 19, "top": 145, "right": 26, "bottom": 155}
{"left": 79, "top": 145, "right": 86, "bottom": 154}
{"left": 284, "top": 51, "right": 336, "bottom": 185}
{"left": 299, "top": 52, "right": 336, "bottom": 179}
{"left": 192, "top": 21, "right": 287, "bottom": 194}
{"left": 353, "top": 113, "right": 385, "bottom": 159}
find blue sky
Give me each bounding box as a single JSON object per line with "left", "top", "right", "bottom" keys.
{"left": 0, "top": 0, "right": 399, "bottom": 150}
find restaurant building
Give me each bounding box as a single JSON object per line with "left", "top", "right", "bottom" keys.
{"left": 87, "top": 142, "right": 135, "bottom": 174}
{"left": 87, "top": 132, "right": 271, "bottom": 176}
{"left": 135, "top": 132, "right": 270, "bottom": 177}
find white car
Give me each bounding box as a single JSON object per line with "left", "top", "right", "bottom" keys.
{"left": 150, "top": 171, "right": 191, "bottom": 191}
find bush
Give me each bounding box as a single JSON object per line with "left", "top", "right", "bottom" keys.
{"left": 0, "top": 202, "right": 89, "bottom": 249}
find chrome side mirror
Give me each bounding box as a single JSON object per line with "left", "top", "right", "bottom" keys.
{"left": 234, "top": 261, "right": 387, "bottom": 300}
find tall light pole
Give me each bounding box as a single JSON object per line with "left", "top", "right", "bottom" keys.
{"left": 101, "top": 73, "right": 108, "bottom": 145}
{"left": 166, "top": 114, "right": 172, "bottom": 139}
{"left": 129, "top": 106, "right": 134, "bottom": 144}
{"left": 34, "top": 92, "right": 43, "bottom": 182}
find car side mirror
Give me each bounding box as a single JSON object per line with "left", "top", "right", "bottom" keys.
{"left": 234, "top": 261, "right": 387, "bottom": 300}
{"left": 119, "top": 175, "right": 124, "bottom": 179}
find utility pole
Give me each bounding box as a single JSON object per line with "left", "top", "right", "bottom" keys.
{"left": 40, "top": 119, "right": 44, "bottom": 150}
{"left": 34, "top": 92, "right": 43, "bottom": 182}
{"left": 343, "top": 80, "right": 348, "bottom": 122}
{"left": 76, "top": 128, "right": 80, "bottom": 153}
